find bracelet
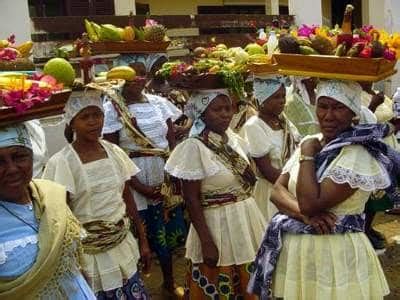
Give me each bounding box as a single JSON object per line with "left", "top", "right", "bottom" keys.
{"left": 299, "top": 154, "right": 314, "bottom": 163}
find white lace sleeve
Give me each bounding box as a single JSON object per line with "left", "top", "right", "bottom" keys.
{"left": 318, "top": 144, "right": 391, "bottom": 191}
{"left": 102, "top": 100, "right": 123, "bottom": 134}
{"left": 165, "top": 138, "right": 221, "bottom": 180}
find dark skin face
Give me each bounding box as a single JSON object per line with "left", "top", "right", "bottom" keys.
{"left": 71, "top": 106, "right": 104, "bottom": 143}
{"left": 0, "top": 146, "right": 33, "bottom": 202}
{"left": 259, "top": 85, "right": 286, "bottom": 117}
{"left": 316, "top": 96, "right": 355, "bottom": 142}
{"left": 121, "top": 77, "right": 147, "bottom": 101}
{"left": 202, "top": 95, "right": 233, "bottom": 135}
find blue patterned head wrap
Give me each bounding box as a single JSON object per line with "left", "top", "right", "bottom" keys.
{"left": 253, "top": 75, "right": 286, "bottom": 106}
{"left": 186, "top": 89, "right": 231, "bottom": 137}
{"left": 0, "top": 124, "right": 32, "bottom": 150}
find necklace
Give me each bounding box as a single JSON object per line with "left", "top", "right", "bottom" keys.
{"left": 0, "top": 201, "right": 38, "bottom": 233}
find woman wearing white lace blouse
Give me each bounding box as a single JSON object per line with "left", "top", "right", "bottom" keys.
{"left": 165, "top": 89, "right": 266, "bottom": 299}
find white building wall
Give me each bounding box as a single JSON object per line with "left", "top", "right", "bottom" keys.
{"left": 0, "top": 0, "right": 31, "bottom": 44}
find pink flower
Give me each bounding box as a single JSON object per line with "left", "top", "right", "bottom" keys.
{"left": 362, "top": 25, "right": 374, "bottom": 33}
{"left": 297, "top": 24, "right": 318, "bottom": 37}
{"left": 145, "top": 19, "right": 158, "bottom": 27}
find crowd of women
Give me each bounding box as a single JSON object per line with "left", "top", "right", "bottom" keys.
{"left": 1, "top": 52, "right": 399, "bottom": 300}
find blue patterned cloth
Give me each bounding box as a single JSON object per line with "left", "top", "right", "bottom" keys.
{"left": 247, "top": 214, "right": 365, "bottom": 299}
{"left": 253, "top": 75, "right": 286, "bottom": 106}
{"left": 96, "top": 271, "right": 149, "bottom": 300}
{"left": 315, "top": 123, "right": 400, "bottom": 205}
{"left": 0, "top": 200, "right": 95, "bottom": 299}
{"left": 0, "top": 124, "right": 32, "bottom": 150}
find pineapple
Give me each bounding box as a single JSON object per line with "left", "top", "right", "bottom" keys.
{"left": 143, "top": 19, "right": 167, "bottom": 42}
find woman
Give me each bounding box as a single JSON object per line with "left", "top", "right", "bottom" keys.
{"left": 43, "top": 89, "right": 150, "bottom": 299}
{"left": 248, "top": 80, "right": 397, "bottom": 300}
{"left": 0, "top": 124, "right": 95, "bottom": 299}
{"left": 102, "top": 66, "right": 186, "bottom": 297}
{"left": 165, "top": 89, "right": 266, "bottom": 299}
{"left": 241, "top": 75, "right": 298, "bottom": 221}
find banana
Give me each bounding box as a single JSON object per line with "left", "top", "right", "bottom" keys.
{"left": 15, "top": 41, "right": 33, "bottom": 57}
{"left": 0, "top": 76, "right": 51, "bottom": 90}
{"left": 248, "top": 54, "right": 270, "bottom": 64}
{"left": 106, "top": 66, "right": 136, "bottom": 81}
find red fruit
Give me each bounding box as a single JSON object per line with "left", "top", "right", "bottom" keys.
{"left": 383, "top": 48, "right": 396, "bottom": 61}
{"left": 40, "top": 75, "right": 58, "bottom": 86}
{"left": 359, "top": 47, "right": 372, "bottom": 58}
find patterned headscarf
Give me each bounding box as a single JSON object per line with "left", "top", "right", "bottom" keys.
{"left": 0, "top": 124, "right": 32, "bottom": 150}
{"left": 114, "top": 53, "right": 168, "bottom": 73}
{"left": 316, "top": 80, "right": 362, "bottom": 116}
{"left": 253, "top": 74, "right": 286, "bottom": 106}
{"left": 186, "top": 89, "right": 231, "bottom": 137}
{"left": 64, "top": 89, "right": 104, "bottom": 125}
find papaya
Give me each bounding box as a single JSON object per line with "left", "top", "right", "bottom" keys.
{"left": 99, "top": 24, "right": 122, "bottom": 41}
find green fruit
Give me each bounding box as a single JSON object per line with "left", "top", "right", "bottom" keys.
{"left": 134, "top": 26, "right": 145, "bottom": 41}
{"left": 299, "top": 46, "right": 319, "bottom": 55}
{"left": 91, "top": 22, "right": 101, "bottom": 39}
{"left": 99, "top": 24, "right": 122, "bottom": 41}
{"left": 215, "top": 43, "right": 228, "bottom": 50}
{"left": 43, "top": 58, "right": 75, "bottom": 86}
{"left": 84, "top": 19, "right": 98, "bottom": 42}
{"left": 244, "top": 43, "right": 265, "bottom": 55}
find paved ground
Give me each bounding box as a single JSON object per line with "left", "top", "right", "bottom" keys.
{"left": 143, "top": 213, "right": 400, "bottom": 299}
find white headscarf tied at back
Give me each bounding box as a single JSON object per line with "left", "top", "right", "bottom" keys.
{"left": 64, "top": 89, "right": 104, "bottom": 125}
{"left": 291, "top": 76, "right": 312, "bottom": 105}
{"left": 316, "top": 80, "right": 362, "bottom": 116}
{"left": 253, "top": 74, "right": 286, "bottom": 106}
{"left": 186, "top": 89, "right": 230, "bottom": 137}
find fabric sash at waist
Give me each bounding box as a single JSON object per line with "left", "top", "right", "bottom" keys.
{"left": 201, "top": 190, "right": 251, "bottom": 208}
{"left": 82, "top": 217, "right": 130, "bottom": 255}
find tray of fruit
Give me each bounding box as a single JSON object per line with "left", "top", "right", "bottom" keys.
{"left": 0, "top": 89, "right": 72, "bottom": 127}
{"left": 271, "top": 5, "right": 398, "bottom": 81}
{"left": 0, "top": 57, "right": 77, "bottom": 126}
{"left": 85, "top": 18, "right": 170, "bottom": 54}
{"left": 157, "top": 45, "right": 250, "bottom": 96}
{"left": 273, "top": 54, "right": 396, "bottom": 82}
{"left": 0, "top": 35, "right": 35, "bottom": 71}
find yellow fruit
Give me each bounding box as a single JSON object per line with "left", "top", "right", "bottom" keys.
{"left": 106, "top": 66, "right": 136, "bottom": 81}
{"left": 0, "top": 77, "right": 49, "bottom": 91}
{"left": 15, "top": 41, "right": 33, "bottom": 57}
{"left": 123, "top": 26, "right": 135, "bottom": 41}
{"left": 0, "top": 39, "right": 9, "bottom": 48}
{"left": 248, "top": 54, "right": 270, "bottom": 64}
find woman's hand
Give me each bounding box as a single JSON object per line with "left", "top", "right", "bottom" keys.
{"left": 201, "top": 239, "right": 219, "bottom": 267}
{"left": 146, "top": 185, "right": 163, "bottom": 200}
{"left": 139, "top": 238, "right": 152, "bottom": 274}
{"left": 304, "top": 212, "right": 337, "bottom": 234}
{"left": 301, "top": 138, "right": 323, "bottom": 156}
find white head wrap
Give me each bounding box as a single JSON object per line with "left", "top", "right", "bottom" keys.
{"left": 290, "top": 76, "right": 312, "bottom": 105}
{"left": 253, "top": 74, "right": 286, "bottom": 106}
{"left": 114, "top": 53, "right": 168, "bottom": 73}
{"left": 64, "top": 89, "right": 104, "bottom": 125}
{"left": 185, "top": 89, "right": 230, "bottom": 137}
{"left": 316, "top": 80, "right": 362, "bottom": 116}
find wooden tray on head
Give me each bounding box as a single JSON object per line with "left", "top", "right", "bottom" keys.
{"left": 247, "top": 63, "right": 279, "bottom": 75}
{"left": 91, "top": 41, "right": 171, "bottom": 54}
{"left": 273, "top": 54, "right": 397, "bottom": 82}
{"left": 167, "top": 73, "right": 224, "bottom": 90}
{"left": 0, "top": 90, "right": 72, "bottom": 127}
